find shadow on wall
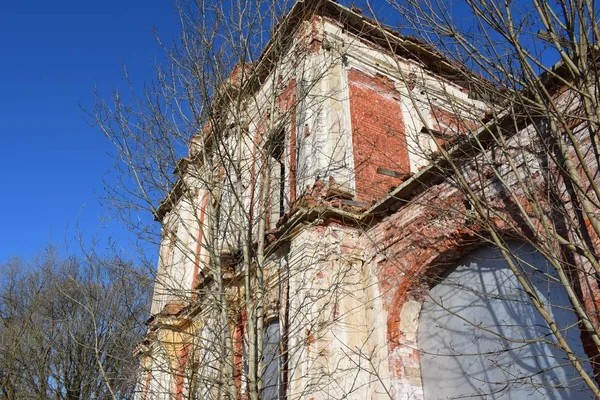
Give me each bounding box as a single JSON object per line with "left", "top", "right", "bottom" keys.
{"left": 419, "top": 241, "right": 593, "bottom": 399}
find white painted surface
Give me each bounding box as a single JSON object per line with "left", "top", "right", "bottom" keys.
{"left": 419, "top": 242, "right": 593, "bottom": 399}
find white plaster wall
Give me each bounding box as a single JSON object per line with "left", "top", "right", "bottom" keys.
{"left": 286, "top": 225, "right": 392, "bottom": 399}
{"left": 147, "top": 344, "right": 173, "bottom": 400}
{"left": 150, "top": 211, "right": 177, "bottom": 315}
{"left": 419, "top": 242, "right": 593, "bottom": 399}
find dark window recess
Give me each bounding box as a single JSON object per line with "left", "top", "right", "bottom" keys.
{"left": 420, "top": 126, "right": 454, "bottom": 140}
{"left": 269, "top": 129, "right": 286, "bottom": 221}
{"left": 376, "top": 167, "right": 406, "bottom": 179}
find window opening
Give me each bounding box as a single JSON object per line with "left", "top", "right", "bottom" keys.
{"left": 268, "top": 129, "right": 286, "bottom": 227}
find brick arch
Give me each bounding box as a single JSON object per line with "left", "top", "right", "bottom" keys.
{"left": 363, "top": 182, "right": 565, "bottom": 397}
{"left": 377, "top": 223, "right": 540, "bottom": 351}
{"left": 373, "top": 220, "right": 592, "bottom": 398}
{"left": 372, "top": 216, "right": 486, "bottom": 398}
{"left": 377, "top": 226, "right": 484, "bottom": 350}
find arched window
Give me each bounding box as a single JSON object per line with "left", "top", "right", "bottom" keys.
{"left": 419, "top": 242, "right": 592, "bottom": 399}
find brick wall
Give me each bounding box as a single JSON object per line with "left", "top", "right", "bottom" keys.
{"left": 348, "top": 68, "right": 409, "bottom": 203}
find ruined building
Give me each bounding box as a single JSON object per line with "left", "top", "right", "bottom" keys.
{"left": 135, "top": 1, "right": 600, "bottom": 399}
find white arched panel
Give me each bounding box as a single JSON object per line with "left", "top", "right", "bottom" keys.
{"left": 419, "top": 242, "right": 593, "bottom": 399}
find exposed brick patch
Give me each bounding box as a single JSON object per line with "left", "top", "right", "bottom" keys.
{"left": 160, "top": 301, "right": 187, "bottom": 316}
{"left": 174, "top": 345, "right": 191, "bottom": 400}
{"left": 348, "top": 68, "right": 409, "bottom": 202}
{"left": 430, "top": 105, "right": 473, "bottom": 135}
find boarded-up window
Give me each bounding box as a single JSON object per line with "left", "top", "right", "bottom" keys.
{"left": 419, "top": 242, "right": 591, "bottom": 399}
{"left": 262, "top": 320, "right": 281, "bottom": 400}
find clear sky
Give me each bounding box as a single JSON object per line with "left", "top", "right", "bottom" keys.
{"left": 0, "top": 0, "right": 557, "bottom": 263}
{"left": 0, "top": 0, "right": 180, "bottom": 262}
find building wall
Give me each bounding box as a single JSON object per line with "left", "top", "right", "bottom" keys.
{"left": 151, "top": 12, "right": 473, "bottom": 315}
{"left": 285, "top": 223, "right": 391, "bottom": 399}
{"left": 361, "top": 109, "right": 600, "bottom": 398}
{"left": 419, "top": 242, "right": 590, "bottom": 399}
{"left": 139, "top": 5, "right": 599, "bottom": 400}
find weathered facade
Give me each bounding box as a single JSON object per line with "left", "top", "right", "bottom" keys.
{"left": 135, "top": 1, "right": 600, "bottom": 399}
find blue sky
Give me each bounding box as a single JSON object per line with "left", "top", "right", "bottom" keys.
{"left": 0, "top": 0, "right": 180, "bottom": 262}
{"left": 0, "top": 0, "right": 562, "bottom": 263}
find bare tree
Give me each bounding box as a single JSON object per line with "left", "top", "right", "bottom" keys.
{"left": 344, "top": 0, "right": 600, "bottom": 397}
{"left": 92, "top": 1, "right": 374, "bottom": 398}
{"left": 92, "top": 0, "right": 600, "bottom": 399}
{"left": 0, "top": 248, "right": 150, "bottom": 400}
